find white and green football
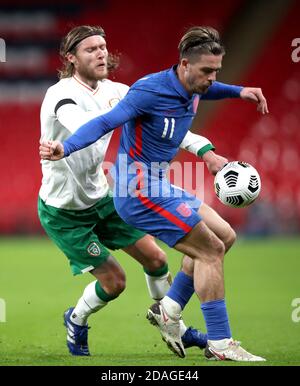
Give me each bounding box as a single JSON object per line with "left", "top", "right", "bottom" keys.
{"left": 214, "top": 161, "right": 261, "bottom": 208}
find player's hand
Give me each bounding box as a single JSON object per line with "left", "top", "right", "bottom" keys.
{"left": 39, "top": 140, "right": 64, "bottom": 161}
{"left": 202, "top": 151, "right": 228, "bottom": 176}
{"left": 240, "top": 87, "right": 269, "bottom": 115}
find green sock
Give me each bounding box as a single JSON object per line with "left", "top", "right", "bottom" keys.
{"left": 95, "top": 281, "right": 118, "bottom": 302}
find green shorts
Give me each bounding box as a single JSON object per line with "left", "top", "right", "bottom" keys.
{"left": 38, "top": 195, "right": 146, "bottom": 275}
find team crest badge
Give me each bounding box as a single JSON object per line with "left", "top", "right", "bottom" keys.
{"left": 87, "top": 242, "right": 101, "bottom": 256}
{"left": 109, "top": 98, "right": 120, "bottom": 108}
{"left": 176, "top": 203, "right": 192, "bottom": 218}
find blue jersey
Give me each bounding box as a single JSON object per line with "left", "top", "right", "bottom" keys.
{"left": 63, "top": 66, "right": 242, "bottom": 246}
{"left": 64, "top": 65, "right": 241, "bottom": 166}
{"left": 119, "top": 67, "right": 201, "bottom": 165}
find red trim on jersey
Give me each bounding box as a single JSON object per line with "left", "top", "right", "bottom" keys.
{"left": 136, "top": 191, "right": 192, "bottom": 233}
{"left": 135, "top": 162, "right": 145, "bottom": 191}
{"left": 129, "top": 147, "right": 135, "bottom": 158}
{"left": 135, "top": 119, "right": 142, "bottom": 156}
{"left": 129, "top": 118, "right": 143, "bottom": 158}
{"left": 73, "top": 75, "right": 100, "bottom": 94}
{"left": 129, "top": 119, "right": 191, "bottom": 235}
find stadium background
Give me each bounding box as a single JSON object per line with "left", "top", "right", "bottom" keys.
{"left": 0, "top": 0, "right": 299, "bottom": 366}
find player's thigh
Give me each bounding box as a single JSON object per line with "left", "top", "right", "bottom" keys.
{"left": 97, "top": 201, "right": 167, "bottom": 270}
{"left": 95, "top": 198, "right": 147, "bottom": 251}
{"left": 113, "top": 183, "right": 203, "bottom": 249}
{"left": 175, "top": 220, "right": 225, "bottom": 263}
{"left": 180, "top": 203, "right": 235, "bottom": 274}
{"left": 198, "top": 202, "right": 236, "bottom": 248}
{"left": 38, "top": 197, "right": 111, "bottom": 276}
{"left": 98, "top": 205, "right": 166, "bottom": 270}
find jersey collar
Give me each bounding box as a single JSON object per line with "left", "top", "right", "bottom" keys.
{"left": 73, "top": 75, "right": 100, "bottom": 95}
{"left": 168, "top": 65, "right": 191, "bottom": 100}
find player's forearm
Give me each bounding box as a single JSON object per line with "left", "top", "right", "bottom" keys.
{"left": 179, "top": 130, "right": 215, "bottom": 157}
{"left": 202, "top": 81, "right": 243, "bottom": 100}
{"left": 63, "top": 102, "right": 132, "bottom": 157}
{"left": 63, "top": 115, "right": 112, "bottom": 156}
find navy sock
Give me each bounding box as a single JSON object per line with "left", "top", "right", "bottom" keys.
{"left": 201, "top": 299, "right": 231, "bottom": 340}
{"left": 166, "top": 271, "right": 194, "bottom": 310}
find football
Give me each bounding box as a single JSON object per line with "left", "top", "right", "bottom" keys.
{"left": 214, "top": 161, "right": 261, "bottom": 208}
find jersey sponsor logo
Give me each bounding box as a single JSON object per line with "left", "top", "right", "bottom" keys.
{"left": 176, "top": 203, "right": 192, "bottom": 218}
{"left": 87, "top": 242, "right": 101, "bottom": 256}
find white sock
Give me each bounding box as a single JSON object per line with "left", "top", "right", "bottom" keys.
{"left": 161, "top": 296, "right": 182, "bottom": 320}
{"left": 179, "top": 319, "right": 188, "bottom": 337}
{"left": 71, "top": 281, "right": 107, "bottom": 326}
{"left": 144, "top": 271, "right": 172, "bottom": 300}
{"left": 160, "top": 297, "right": 187, "bottom": 336}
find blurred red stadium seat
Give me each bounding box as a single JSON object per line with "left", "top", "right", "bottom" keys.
{"left": 1, "top": 0, "right": 299, "bottom": 234}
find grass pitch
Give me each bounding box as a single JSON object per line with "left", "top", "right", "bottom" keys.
{"left": 0, "top": 236, "right": 299, "bottom": 366}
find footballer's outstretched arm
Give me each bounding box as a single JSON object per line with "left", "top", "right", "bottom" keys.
{"left": 240, "top": 87, "right": 269, "bottom": 114}
{"left": 56, "top": 102, "right": 113, "bottom": 134}
{"left": 40, "top": 102, "right": 133, "bottom": 160}
{"left": 190, "top": 82, "right": 268, "bottom": 136}
{"left": 179, "top": 130, "right": 227, "bottom": 175}
{"left": 40, "top": 87, "right": 154, "bottom": 161}
{"left": 201, "top": 81, "right": 243, "bottom": 100}
{"left": 179, "top": 130, "right": 215, "bottom": 157}
{"left": 201, "top": 82, "right": 269, "bottom": 113}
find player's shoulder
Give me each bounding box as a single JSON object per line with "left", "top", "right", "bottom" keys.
{"left": 44, "top": 78, "right": 74, "bottom": 100}
{"left": 131, "top": 69, "right": 169, "bottom": 93}
{"left": 100, "top": 78, "right": 129, "bottom": 98}
{"left": 47, "top": 77, "right": 73, "bottom": 92}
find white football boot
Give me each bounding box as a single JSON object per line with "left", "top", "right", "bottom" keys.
{"left": 147, "top": 302, "right": 186, "bottom": 358}
{"left": 205, "top": 338, "right": 266, "bottom": 362}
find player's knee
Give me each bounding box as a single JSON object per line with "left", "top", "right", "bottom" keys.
{"left": 110, "top": 275, "right": 126, "bottom": 296}
{"left": 224, "top": 226, "right": 236, "bottom": 252}
{"left": 228, "top": 227, "right": 237, "bottom": 249}
{"left": 115, "top": 277, "right": 126, "bottom": 295}
{"left": 115, "top": 270, "right": 126, "bottom": 294}
{"left": 210, "top": 238, "right": 226, "bottom": 261}
{"left": 198, "top": 238, "right": 225, "bottom": 266}
{"left": 103, "top": 270, "right": 126, "bottom": 297}
{"left": 145, "top": 249, "right": 167, "bottom": 272}
{"left": 181, "top": 255, "right": 194, "bottom": 276}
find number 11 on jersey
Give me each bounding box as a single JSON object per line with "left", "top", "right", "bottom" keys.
{"left": 162, "top": 118, "right": 175, "bottom": 139}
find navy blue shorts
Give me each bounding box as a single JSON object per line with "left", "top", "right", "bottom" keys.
{"left": 113, "top": 184, "right": 202, "bottom": 247}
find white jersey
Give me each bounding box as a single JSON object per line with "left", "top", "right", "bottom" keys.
{"left": 39, "top": 76, "right": 129, "bottom": 210}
